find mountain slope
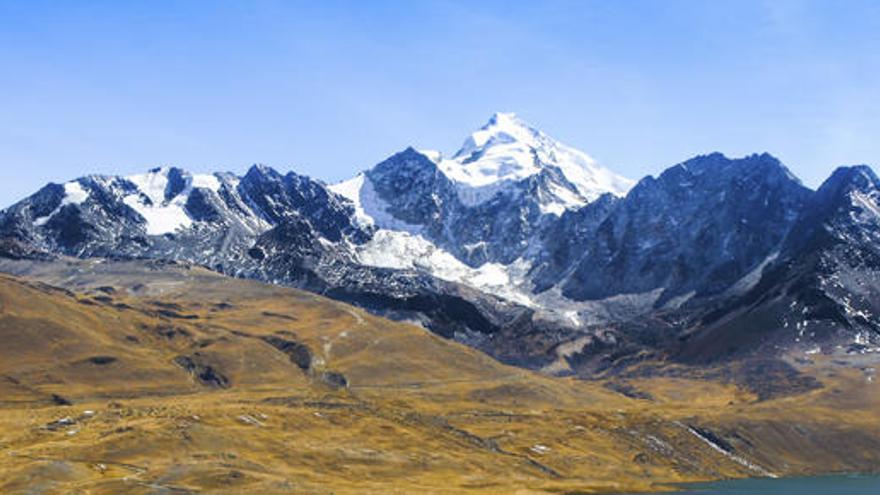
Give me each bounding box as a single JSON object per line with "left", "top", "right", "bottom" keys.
{"left": 676, "top": 165, "right": 880, "bottom": 362}
{"left": 2, "top": 114, "right": 880, "bottom": 371}
{"left": 0, "top": 164, "right": 537, "bottom": 346}
{"left": 1, "top": 259, "right": 878, "bottom": 493}
{"left": 0, "top": 114, "right": 638, "bottom": 365}
{"left": 554, "top": 153, "right": 810, "bottom": 304}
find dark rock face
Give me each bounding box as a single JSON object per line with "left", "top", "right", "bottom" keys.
{"left": 558, "top": 153, "right": 811, "bottom": 304}
{"left": 185, "top": 188, "right": 223, "bottom": 223}
{"left": 174, "top": 354, "right": 230, "bottom": 388}
{"left": 164, "top": 167, "right": 189, "bottom": 201}
{"left": 673, "top": 165, "right": 880, "bottom": 363}
{"left": 529, "top": 193, "right": 620, "bottom": 293}
{"left": 320, "top": 370, "right": 349, "bottom": 389}
{"left": 14, "top": 184, "right": 65, "bottom": 227}
{"left": 366, "top": 148, "right": 457, "bottom": 230}
{"left": 262, "top": 335, "right": 313, "bottom": 370}
{"left": 0, "top": 178, "right": 141, "bottom": 256}
{"left": 240, "top": 165, "right": 367, "bottom": 244}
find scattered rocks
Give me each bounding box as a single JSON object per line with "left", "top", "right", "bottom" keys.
{"left": 219, "top": 469, "right": 245, "bottom": 485}
{"left": 529, "top": 444, "right": 551, "bottom": 455}
{"left": 261, "top": 311, "right": 297, "bottom": 321}
{"left": 261, "top": 335, "right": 312, "bottom": 370}
{"left": 603, "top": 381, "right": 654, "bottom": 401}
{"left": 155, "top": 309, "right": 199, "bottom": 320}
{"left": 174, "top": 354, "right": 230, "bottom": 388}
{"left": 237, "top": 414, "right": 264, "bottom": 427}
{"left": 320, "top": 371, "right": 349, "bottom": 389}
{"left": 151, "top": 326, "right": 191, "bottom": 341}
{"left": 85, "top": 356, "right": 118, "bottom": 365}
{"left": 43, "top": 409, "right": 98, "bottom": 433}
{"left": 44, "top": 416, "right": 76, "bottom": 431}
{"left": 51, "top": 394, "right": 73, "bottom": 406}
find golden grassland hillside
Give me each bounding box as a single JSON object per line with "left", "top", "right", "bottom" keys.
{"left": 0, "top": 260, "right": 878, "bottom": 494}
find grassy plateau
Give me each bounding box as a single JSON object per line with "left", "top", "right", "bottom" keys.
{"left": 0, "top": 259, "right": 877, "bottom": 493}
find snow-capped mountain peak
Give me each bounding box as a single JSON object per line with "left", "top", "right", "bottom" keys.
{"left": 331, "top": 113, "right": 639, "bottom": 253}
{"left": 452, "top": 111, "right": 541, "bottom": 161}
{"left": 439, "top": 112, "right": 634, "bottom": 207}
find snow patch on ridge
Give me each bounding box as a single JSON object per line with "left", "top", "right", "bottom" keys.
{"left": 119, "top": 168, "right": 228, "bottom": 236}
{"left": 126, "top": 169, "right": 170, "bottom": 205}
{"left": 63, "top": 181, "right": 90, "bottom": 205}
{"left": 192, "top": 173, "right": 221, "bottom": 192}
{"left": 330, "top": 173, "right": 423, "bottom": 232}
{"left": 678, "top": 422, "right": 777, "bottom": 478}
{"left": 123, "top": 168, "right": 192, "bottom": 235}
{"left": 329, "top": 174, "right": 372, "bottom": 226}
{"left": 33, "top": 181, "right": 90, "bottom": 226}
{"left": 123, "top": 195, "right": 192, "bottom": 236}
{"left": 356, "top": 229, "right": 535, "bottom": 306}
{"left": 416, "top": 149, "right": 442, "bottom": 163}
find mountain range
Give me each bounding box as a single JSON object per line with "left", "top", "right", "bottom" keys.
{"left": 2, "top": 112, "right": 879, "bottom": 374}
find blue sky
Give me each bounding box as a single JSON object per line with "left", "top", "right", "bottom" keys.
{"left": 1, "top": 0, "right": 879, "bottom": 207}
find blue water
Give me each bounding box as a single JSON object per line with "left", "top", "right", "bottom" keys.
{"left": 626, "top": 474, "right": 880, "bottom": 494}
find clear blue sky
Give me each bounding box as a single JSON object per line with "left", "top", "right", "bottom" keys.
{"left": 2, "top": 0, "right": 879, "bottom": 207}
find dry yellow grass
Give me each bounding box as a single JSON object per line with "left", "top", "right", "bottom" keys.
{"left": 0, "top": 261, "right": 877, "bottom": 494}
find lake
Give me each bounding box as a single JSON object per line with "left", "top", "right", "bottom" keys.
{"left": 625, "top": 474, "right": 880, "bottom": 494}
